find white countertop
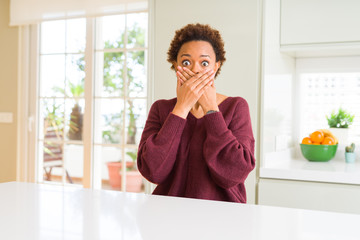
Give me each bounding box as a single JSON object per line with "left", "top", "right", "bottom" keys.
{"left": 260, "top": 149, "right": 360, "bottom": 185}
{"left": 1, "top": 182, "right": 360, "bottom": 240}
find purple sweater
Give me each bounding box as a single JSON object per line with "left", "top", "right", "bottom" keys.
{"left": 137, "top": 97, "right": 255, "bottom": 203}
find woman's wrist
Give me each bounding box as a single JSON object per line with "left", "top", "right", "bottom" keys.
{"left": 203, "top": 105, "right": 219, "bottom": 114}
{"left": 172, "top": 104, "right": 189, "bottom": 119}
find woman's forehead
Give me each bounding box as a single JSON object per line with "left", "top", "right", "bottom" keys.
{"left": 178, "top": 41, "right": 215, "bottom": 57}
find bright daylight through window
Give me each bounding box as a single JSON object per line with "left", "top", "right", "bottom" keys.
{"left": 38, "top": 12, "right": 148, "bottom": 193}
{"left": 299, "top": 73, "right": 360, "bottom": 143}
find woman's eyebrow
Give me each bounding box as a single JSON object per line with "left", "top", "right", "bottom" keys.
{"left": 180, "top": 54, "right": 211, "bottom": 58}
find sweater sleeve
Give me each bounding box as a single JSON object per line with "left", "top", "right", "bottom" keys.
{"left": 203, "top": 98, "right": 255, "bottom": 189}
{"left": 137, "top": 101, "right": 187, "bottom": 184}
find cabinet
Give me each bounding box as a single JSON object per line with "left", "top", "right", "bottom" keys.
{"left": 280, "top": 0, "right": 360, "bottom": 46}
{"left": 258, "top": 178, "right": 360, "bottom": 214}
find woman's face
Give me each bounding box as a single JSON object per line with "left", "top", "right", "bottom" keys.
{"left": 174, "top": 40, "right": 220, "bottom": 75}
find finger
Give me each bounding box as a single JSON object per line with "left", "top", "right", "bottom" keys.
{"left": 189, "top": 69, "right": 211, "bottom": 86}
{"left": 198, "top": 83, "right": 211, "bottom": 96}
{"left": 196, "top": 71, "right": 216, "bottom": 91}
{"left": 182, "top": 67, "right": 195, "bottom": 79}
{"left": 182, "top": 70, "right": 192, "bottom": 80}
{"left": 177, "top": 76, "right": 184, "bottom": 85}
{"left": 177, "top": 66, "right": 191, "bottom": 80}
{"left": 176, "top": 78, "right": 182, "bottom": 91}
{"left": 192, "top": 69, "right": 214, "bottom": 88}
{"left": 176, "top": 71, "right": 187, "bottom": 83}
{"left": 194, "top": 73, "right": 214, "bottom": 92}
{"left": 208, "top": 80, "right": 214, "bottom": 87}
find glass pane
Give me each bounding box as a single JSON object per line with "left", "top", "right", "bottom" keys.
{"left": 96, "top": 52, "right": 125, "bottom": 97}
{"left": 42, "top": 140, "right": 64, "bottom": 183}
{"left": 65, "top": 99, "right": 85, "bottom": 141}
{"left": 127, "top": 51, "right": 146, "bottom": 97}
{"left": 41, "top": 99, "right": 65, "bottom": 141}
{"left": 96, "top": 15, "right": 125, "bottom": 49}
{"left": 125, "top": 99, "right": 146, "bottom": 145}
{"left": 41, "top": 20, "right": 65, "bottom": 54}
{"left": 124, "top": 148, "right": 143, "bottom": 193}
{"left": 126, "top": 13, "right": 147, "bottom": 48}
{"left": 66, "top": 54, "right": 85, "bottom": 98}
{"left": 94, "top": 146, "right": 123, "bottom": 190}
{"left": 43, "top": 143, "right": 84, "bottom": 185}
{"left": 40, "top": 55, "right": 65, "bottom": 97}
{"left": 66, "top": 18, "right": 86, "bottom": 53}
{"left": 63, "top": 144, "right": 84, "bottom": 184}
{"left": 94, "top": 99, "right": 124, "bottom": 144}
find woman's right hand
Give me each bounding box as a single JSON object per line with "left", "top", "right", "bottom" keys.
{"left": 172, "top": 68, "right": 215, "bottom": 119}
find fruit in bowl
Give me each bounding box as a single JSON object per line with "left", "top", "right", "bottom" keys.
{"left": 300, "top": 129, "right": 338, "bottom": 162}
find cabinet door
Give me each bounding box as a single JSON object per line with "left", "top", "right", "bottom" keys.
{"left": 280, "top": 0, "right": 360, "bottom": 45}
{"left": 258, "top": 178, "right": 360, "bottom": 214}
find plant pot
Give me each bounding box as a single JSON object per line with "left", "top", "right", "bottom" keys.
{"left": 125, "top": 171, "right": 143, "bottom": 192}
{"left": 106, "top": 162, "right": 143, "bottom": 192}
{"left": 330, "top": 128, "right": 350, "bottom": 146}
{"left": 68, "top": 104, "right": 83, "bottom": 140}
{"left": 345, "top": 152, "right": 356, "bottom": 163}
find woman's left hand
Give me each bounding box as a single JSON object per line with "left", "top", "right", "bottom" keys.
{"left": 178, "top": 67, "right": 219, "bottom": 113}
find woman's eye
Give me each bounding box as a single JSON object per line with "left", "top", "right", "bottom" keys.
{"left": 182, "top": 60, "right": 191, "bottom": 66}
{"left": 201, "top": 61, "right": 209, "bottom": 67}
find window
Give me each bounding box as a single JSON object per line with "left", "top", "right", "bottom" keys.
{"left": 296, "top": 57, "right": 360, "bottom": 144}
{"left": 38, "top": 12, "right": 148, "bottom": 193}
{"left": 299, "top": 73, "right": 360, "bottom": 137}
{"left": 261, "top": 56, "right": 360, "bottom": 162}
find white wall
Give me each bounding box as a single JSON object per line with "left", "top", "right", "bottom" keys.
{"left": 260, "top": 0, "right": 295, "bottom": 157}
{"left": 152, "top": 0, "right": 261, "bottom": 203}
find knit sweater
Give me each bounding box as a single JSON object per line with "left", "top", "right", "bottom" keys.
{"left": 137, "top": 97, "right": 255, "bottom": 203}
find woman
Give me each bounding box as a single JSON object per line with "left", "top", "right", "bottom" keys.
{"left": 137, "top": 23, "right": 255, "bottom": 203}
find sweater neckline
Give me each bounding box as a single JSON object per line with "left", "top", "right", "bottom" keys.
{"left": 188, "top": 96, "right": 232, "bottom": 120}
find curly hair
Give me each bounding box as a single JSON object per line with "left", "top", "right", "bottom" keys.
{"left": 167, "top": 23, "right": 226, "bottom": 78}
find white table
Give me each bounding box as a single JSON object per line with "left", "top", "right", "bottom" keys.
{"left": 0, "top": 182, "right": 359, "bottom": 240}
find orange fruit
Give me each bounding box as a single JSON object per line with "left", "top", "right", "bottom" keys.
{"left": 321, "top": 136, "right": 335, "bottom": 145}
{"left": 301, "top": 137, "right": 312, "bottom": 144}
{"left": 312, "top": 142, "right": 320, "bottom": 145}
{"left": 310, "top": 130, "right": 324, "bottom": 144}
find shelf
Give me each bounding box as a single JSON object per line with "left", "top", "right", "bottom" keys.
{"left": 260, "top": 148, "right": 360, "bottom": 185}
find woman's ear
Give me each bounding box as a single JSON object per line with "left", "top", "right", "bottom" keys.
{"left": 214, "top": 61, "right": 220, "bottom": 74}
{"left": 172, "top": 61, "right": 178, "bottom": 71}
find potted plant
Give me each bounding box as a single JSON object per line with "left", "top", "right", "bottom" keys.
{"left": 345, "top": 143, "right": 356, "bottom": 163}
{"left": 106, "top": 151, "right": 143, "bottom": 192}
{"left": 326, "top": 108, "right": 355, "bottom": 145}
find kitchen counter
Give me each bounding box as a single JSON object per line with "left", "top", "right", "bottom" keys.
{"left": 260, "top": 149, "right": 360, "bottom": 185}
{"left": 1, "top": 182, "right": 360, "bottom": 239}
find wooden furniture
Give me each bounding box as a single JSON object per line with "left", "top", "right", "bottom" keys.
{"left": 43, "top": 129, "right": 73, "bottom": 183}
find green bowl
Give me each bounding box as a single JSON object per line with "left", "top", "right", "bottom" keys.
{"left": 300, "top": 144, "right": 338, "bottom": 162}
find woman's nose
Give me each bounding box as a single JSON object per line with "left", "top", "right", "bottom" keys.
{"left": 191, "top": 63, "right": 202, "bottom": 74}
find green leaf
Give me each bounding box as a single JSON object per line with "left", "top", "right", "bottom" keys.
{"left": 326, "top": 107, "right": 355, "bottom": 128}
